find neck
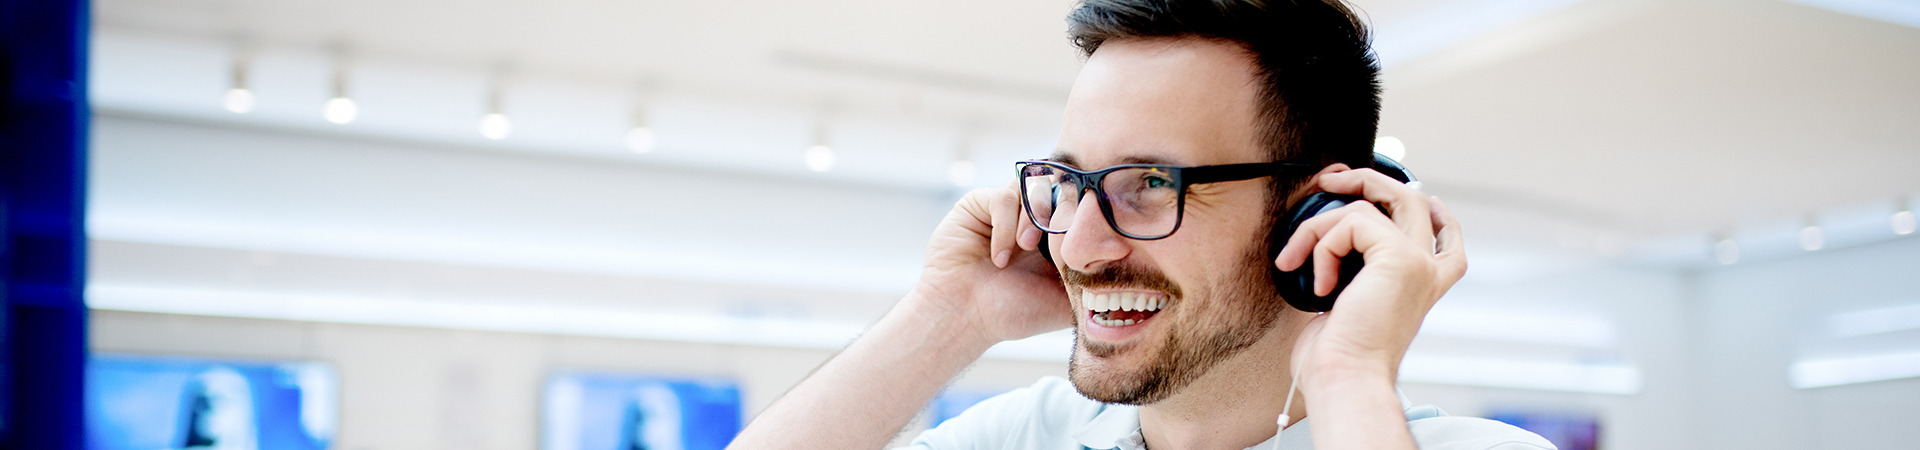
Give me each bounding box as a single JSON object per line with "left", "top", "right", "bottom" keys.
{"left": 1138, "top": 311, "right": 1313, "bottom": 450}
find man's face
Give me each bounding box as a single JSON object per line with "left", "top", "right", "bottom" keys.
{"left": 1055, "top": 37, "right": 1292, "bottom": 405}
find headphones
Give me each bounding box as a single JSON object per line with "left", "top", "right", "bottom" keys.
{"left": 1036, "top": 152, "right": 1417, "bottom": 313}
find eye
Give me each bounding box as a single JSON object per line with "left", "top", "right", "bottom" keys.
{"left": 1144, "top": 174, "right": 1173, "bottom": 189}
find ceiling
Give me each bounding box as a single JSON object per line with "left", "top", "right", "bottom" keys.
{"left": 89, "top": 0, "right": 1920, "bottom": 251}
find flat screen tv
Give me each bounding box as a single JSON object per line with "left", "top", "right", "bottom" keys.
{"left": 542, "top": 372, "right": 742, "bottom": 450}
{"left": 86, "top": 354, "right": 337, "bottom": 450}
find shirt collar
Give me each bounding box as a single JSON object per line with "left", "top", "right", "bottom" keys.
{"left": 1069, "top": 389, "right": 1418, "bottom": 450}
{"left": 1071, "top": 403, "right": 1142, "bottom": 450}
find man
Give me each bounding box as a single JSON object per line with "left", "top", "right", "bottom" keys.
{"left": 730, "top": 1, "right": 1553, "bottom": 449}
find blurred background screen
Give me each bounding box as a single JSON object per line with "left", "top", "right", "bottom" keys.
{"left": 542, "top": 372, "right": 742, "bottom": 450}
{"left": 86, "top": 354, "right": 337, "bottom": 450}
{"left": 927, "top": 389, "right": 1010, "bottom": 429}
{"left": 1486, "top": 410, "right": 1600, "bottom": 450}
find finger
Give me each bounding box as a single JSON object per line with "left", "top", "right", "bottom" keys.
{"left": 1311, "top": 205, "right": 1402, "bottom": 296}
{"left": 1275, "top": 203, "right": 1366, "bottom": 271}
{"left": 987, "top": 188, "right": 1022, "bottom": 268}
{"left": 1319, "top": 169, "right": 1435, "bottom": 251}
{"left": 1275, "top": 200, "right": 1377, "bottom": 271}
{"left": 1006, "top": 178, "right": 1045, "bottom": 251}
{"left": 1311, "top": 219, "right": 1355, "bottom": 296}
{"left": 1429, "top": 196, "right": 1468, "bottom": 282}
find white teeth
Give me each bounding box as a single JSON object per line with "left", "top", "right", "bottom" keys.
{"left": 1085, "top": 292, "right": 1169, "bottom": 316}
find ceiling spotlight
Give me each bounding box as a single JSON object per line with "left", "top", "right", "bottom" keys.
{"left": 224, "top": 88, "right": 255, "bottom": 114}
{"left": 1800, "top": 225, "right": 1824, "bottom": 251}
{"left": 1375, "top": 136, "right": 1406, "bottom": 162}
{"left": 478, "top": 79, "right": 510, "bottom": 140}
{"left": 224, "top": 50, "right": 253, "bottom": 113}
{"left": 1714, "top": 237, "right": 1739, "bottom": 265}
{"left": 323, "top": 49, "right": 355, "bottom": 124}
{"left": 626, "top": 101, "right": 654, "bottom": 153}
{"left": 1895, "top": 210, "right": 1916, "bottom": 236}
{"left": 948, "top": 160, "right": 977, "bottom": 187}
{"left": 323, "top": 97, "right": 357, "bottom": 124}
{"left": 949, "top": 124, "right": 980, "bottom": 187}
{"left": 625, "top": 127, "right": 655, "bottom": 153}
{"left": 479, "top": 113, "right": 512, "bottom": 140}
{"left": 805, "top": 119, "right": 835, "bottom": 172}
{"left": 805, "top": 144, "right": 835, "bottom": 172}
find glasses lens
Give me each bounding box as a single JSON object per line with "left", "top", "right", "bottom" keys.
{"left": 1021, "top": 163, "right": 1078, "bottom": 231}
{"left": 1021, "top": 163, "right": 1181, "bottom": 238}
{"left": 1103, "top": 167, "right": 1180, "bottom": 237}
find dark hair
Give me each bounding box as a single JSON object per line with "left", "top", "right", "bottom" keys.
{"left": 1065, "top": 0, "right": 1381, "bottom": 171}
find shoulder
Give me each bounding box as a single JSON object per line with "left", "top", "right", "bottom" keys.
{"left": 1406, "top": 410, "right": 1558, "bottom": 450}
{"left": 903, "top": 376, "right": 1108, "bottom": 450}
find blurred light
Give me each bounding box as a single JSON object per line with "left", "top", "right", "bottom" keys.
{"left": 1800, "top": 225, "right": 1824, "bottom": 251}
{"left": 1399, "top": 355, "right": 1640, "bottom": 394}
{"left": 223, "top": 88, "right": 254, "bottom": 114}
{"left": 479, "top": 113, "right": 512, "bottom": 140}
{"left": 1714, "top": 238, "right": 1739, "bottom": 265}
{"left": 624, "top": 127, "right": 655, "bottom": 153}
{"left": 948, "top": 160, "right": 976, "bottom": 187}
{"left": 1375, "top": 136, "right": 1406, "bottom": 162}
{"left": 1791, "top": 350, "right": 1920, "bottom": 388}
{"left": 1895, "top": 210, "right": 1916, "bottom": 235}
{"left": 805, "top": 144, "right": 834, "bottom": 172}
{"left": 1830, "top": 303, "right": 1920, "bottom": 338}
{"left": 322, "top": 97, "right": 356, "bottom": 124}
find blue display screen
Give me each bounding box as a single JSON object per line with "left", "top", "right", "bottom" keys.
{"left": 1486, "top": 410, "right": 1599, "bottom": 450}
{"left": 85, "top": 354, "right": 337, "bottom": 450}
{"left": 928, "top": 389, "right": 1008, "bottom": 428}
{"left": 542, "top": 372, "right": 742, "bottom": 450}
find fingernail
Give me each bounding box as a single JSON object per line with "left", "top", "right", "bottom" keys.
{"left": 995, "top": 250, "right": 1011, "bottom": 267}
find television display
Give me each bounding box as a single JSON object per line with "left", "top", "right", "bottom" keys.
{"left": 542, "top": 372, "right": 742, "bottom": 450}
{"left": 1486, "top": 409, "right": 1600, "bottom": 450}
{"left": 86, "top": 354, "right": 337, "bottom": 450}
{"left": 927, "top": 389, "right": 1008, "bottom": 428}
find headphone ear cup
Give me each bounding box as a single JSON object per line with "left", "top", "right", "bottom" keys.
{"left": 1273, "top": 193, "right": 1366, "bottom": 312}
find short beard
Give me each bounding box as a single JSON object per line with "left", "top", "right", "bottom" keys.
{"left": 1065, "top": 242, "right": 1288, "bottom": 405}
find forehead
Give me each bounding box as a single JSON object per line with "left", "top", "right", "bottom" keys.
{"left": 1056, "top": 37, "right": 1267, "bottom": 169}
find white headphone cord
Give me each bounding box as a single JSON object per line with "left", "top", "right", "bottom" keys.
{"left": 1269, "top": 324, "right": 1323, "bottom": 450}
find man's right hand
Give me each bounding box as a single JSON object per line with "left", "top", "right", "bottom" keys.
{"left": 911, "top": 186, "right": 1074, "bottom": 348}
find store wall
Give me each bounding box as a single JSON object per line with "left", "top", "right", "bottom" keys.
{"left": 91, "top": 310, "right": 1068, "bottom": 450}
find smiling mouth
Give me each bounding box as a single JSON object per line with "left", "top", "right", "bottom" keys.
{"left": 1085, "top": 291, "right": 1168, "bottom": 327}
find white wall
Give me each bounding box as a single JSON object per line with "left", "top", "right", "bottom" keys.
{"left": 1692, "top": 236, "right": 1920, "bottom": 450}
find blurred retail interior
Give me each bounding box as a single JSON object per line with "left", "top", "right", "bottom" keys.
{"left": 29, "top": 0, "right": 1920, "bottom": 449}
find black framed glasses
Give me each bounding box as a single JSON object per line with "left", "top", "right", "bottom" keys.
{"left": 1016, "top": 160, "right": 1318, "bottom": 240}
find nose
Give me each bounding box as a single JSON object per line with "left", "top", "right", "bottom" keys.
{"left": 1058, "top": 189, "right": 1132, "bottom": 273}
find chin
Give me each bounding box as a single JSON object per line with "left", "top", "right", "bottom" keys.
{"left": 1067, "top": 326, "right": 1179, "bottom": 405}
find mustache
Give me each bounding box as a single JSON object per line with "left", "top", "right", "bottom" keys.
{"left": 1060, "top": 263, "right": 1184, "bottom": 299}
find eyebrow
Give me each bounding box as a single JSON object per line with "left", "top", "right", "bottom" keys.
{"left": 1046, "top": 150, "right": 1185, "bottom": 168}
{"left": 1047, "top": 151, "right": 1079, "bottom": 168}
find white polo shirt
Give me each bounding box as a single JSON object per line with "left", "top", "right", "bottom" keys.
{"left": 903, "top": 377, "right": 1555, "bottom": 450}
